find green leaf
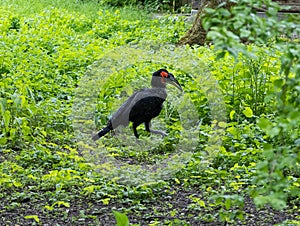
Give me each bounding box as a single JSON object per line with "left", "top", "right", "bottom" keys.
{"left": 113, "top": 211, "right": 129, "bottom": 226}
{"left": 229, "top": 110, "right": 236, "bottom": 120}
{"left": 216, "top": 51, "right": 226, "bottom": 60}
{"left": 269, "top": 127, "right": 280, "bottom": 138}
{"left": 3, "top": 110, "right": 11, "bottom": 130}
{"left": 218, "top": 121, "right": 227, "bottom": 128}
{"left": 273, "top": 78, "right": 284, "bottom": 88}
{"left": 0, "top": 98, "right": 6, "bottom": 114}
{"left": 0, "top": 136, "right": 7, "bottom": 145}
{"left": 220, "top": 8, "right": 231, "bottom": 17}
{"left": 243, "top": 107, "right": 253, "bottom": 118}
{"left": 257, "top": 118, "right": 272, "bottom": 129}
{"left": 52, "top": 201, "right": 70, "bottom": 208}
{"left": 207, "top": 31, "right": 223, "bottom": 40}
{"left": 198, "top": 200, "right": 206, "bottom": 207}
{"left": 44, "top": 205, "right": 54, "bottom": 211}
{"left": 240, "top": 28, "right": 251, "bottom": 38}
{"left": 223, "top": 29, "right": 240, "bottom": 41}
{"left": 204, "top": 8, "right": 216, "bottom": 14}
{"left": 227, "top": 126, "right": 237, "bottom": 136}
{"left": 225, "top": 198, "right": 231, "bottom": 210}
{"left": 24, "top": 215, "right": 40, "bottom": 223}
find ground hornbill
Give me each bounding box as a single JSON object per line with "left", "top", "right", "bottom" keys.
{"left": 92, "top": 69, "right": 182, "bottom": 141}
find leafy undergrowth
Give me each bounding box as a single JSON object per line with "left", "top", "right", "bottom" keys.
{"left": 0, "top": 0, "right": 299, "bottom": 225}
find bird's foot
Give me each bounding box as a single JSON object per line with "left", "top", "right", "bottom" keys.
{"left": 150, "top": 129, "right": 167, "bottom": 137}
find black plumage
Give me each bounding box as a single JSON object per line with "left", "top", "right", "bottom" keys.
{"left": 92, "top": 69, "right": 182, "bottom": 141}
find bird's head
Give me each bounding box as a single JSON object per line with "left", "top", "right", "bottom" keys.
{"left": 152, "top": 69, "right": 182, "bottom": 91}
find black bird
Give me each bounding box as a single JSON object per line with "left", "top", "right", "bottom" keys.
{"left": 92, "top": 69, "right": 182, "bottom": 141}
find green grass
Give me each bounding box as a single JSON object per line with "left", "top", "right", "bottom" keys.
{"left": 0, "top": 0, "right": 148, "bottom": 20}
{"left": 0, "top": 0, "right": 97, "bottom": 15}
{"left": 0, "top": 0, "right": 299, "bottom": 225}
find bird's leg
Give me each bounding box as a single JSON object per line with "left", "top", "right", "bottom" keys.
{"left": 144, "top": 121, "right": 167, "bottom": 137}
{"left": 132, "top": 122, "right": 140, "bottom": 139}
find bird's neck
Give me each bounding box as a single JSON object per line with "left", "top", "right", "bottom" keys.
{"left": 151, "top": 77, "right": 166, "bottom": 89}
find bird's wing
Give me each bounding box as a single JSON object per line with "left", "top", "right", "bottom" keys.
{"left": 128, "top": 96, "right": 165, "bottom": 122}
{"left": 110, "top": 92, "right": 138, "bottom": 129}
{"left": 110, "top": 88, "right": 166, "bottom": 129}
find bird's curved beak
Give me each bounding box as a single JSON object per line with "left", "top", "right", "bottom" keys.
{"left": 166, "top": 73, "right": 183, "bottom": 91}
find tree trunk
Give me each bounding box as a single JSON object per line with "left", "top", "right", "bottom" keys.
{"left": 178, "top": 0, "right": 232, "bottom": 46}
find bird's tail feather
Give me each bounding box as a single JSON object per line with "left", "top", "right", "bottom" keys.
{"left": 92, "top": 121, "right": 113, "bottom": 141}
